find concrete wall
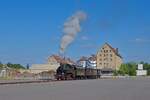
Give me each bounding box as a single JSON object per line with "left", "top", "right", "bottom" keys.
{"left": 30, "top": 64, "right": 60, "bottom": 74}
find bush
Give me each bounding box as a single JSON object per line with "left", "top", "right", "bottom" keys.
{"left": 7, "top": 62, "right": 25, "bottom": 69}
{"left": 118, "top": 62, "right": 136, "bottom": 76}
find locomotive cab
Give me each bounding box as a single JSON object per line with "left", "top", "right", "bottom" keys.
{"left": 56, "top": 63, "right": 76, "bottom": 80}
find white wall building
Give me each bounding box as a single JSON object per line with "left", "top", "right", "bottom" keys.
{"left": 136, "top": 64, "right": 147, "bottom": 76}
{"left": 77, "top": 56, "right": 88, "bottom": 68}
{"left": 30, "top": 64, "right": 59, "bottom": 74}
{"left": 77, "top": 55, "right": 97, "bottom": 68}
{"left": 30, "top": 55, "right": 75, "bottom": 74}
{"left": 87, "top": 55, "right": 96, "bottom": 68}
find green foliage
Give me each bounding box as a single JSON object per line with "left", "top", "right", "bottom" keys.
{"left": 118, "top": 62, "right": 136, "bottom": 76}
{"left": 0, "top": 62, "right": 25, "bottom": 69}
{"left": 113, "top": 70, "right": 118, "bottom": 76}
{"left": 26, "top": 64, "right": 30, "bottom": 69}
{"left": 118, "top": 64, "right": 128, "bottom": 75}
{"left": 7, "top": 62, "right": 25, "bottom": 69}
{"left": 141, "top": 61, "right": 150, "bottom": 76}
{"left": 117, "top": 62, "right": 150, "bottom": 76}
{"left": 127, "top": 62, "right": 136, "bottom": 76}
{"left": 0, "top": 61, "right": 3, "bottom": 69}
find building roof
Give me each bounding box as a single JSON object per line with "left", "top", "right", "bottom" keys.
{"left": 78, "top": 56, "right": 88, "bottom": 61}
{"left": 77, "top": 55, "right": 96, "bottom": 63}
{"left": 88, "top": 55, "right": 96, "bottom": 61}
{"left": 49, "top": 55, "right": 75, "bottom": 64}
{"left": 103, "top": 43, "right": 122, "bottom": 58}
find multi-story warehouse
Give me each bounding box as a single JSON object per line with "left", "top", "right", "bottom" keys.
{"left": 96, "top": 43, "right": 123, "bottom": 70}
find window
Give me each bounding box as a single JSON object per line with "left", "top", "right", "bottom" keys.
{"left": 110, "top": 58, "right": 112, "bottom": 61}
{"left": 104, "top": 58, "right": 107, "bottom": 61}
{"left": 110, "top": 50, "right": 111, "bottom": 52}
{"left": 110, "top": 54, "right": 112, "bottom": 57}
{"left": 104, "top": 50, "right": 105, "bottom": 53}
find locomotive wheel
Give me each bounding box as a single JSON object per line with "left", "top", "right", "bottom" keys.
{"left": 65, "top": 73, "right": 74, "bottom": 80}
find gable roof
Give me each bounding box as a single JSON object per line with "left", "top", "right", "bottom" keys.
{"left": 48, "top": 55, "right": 75, "bottom": 64}
{"left": 100, "top": 43, "right": 122, "bottom": 58}
{"left": 78, "top": 56, "right": 88, "bottom": 61}
{"left": 88, "top": 55, "right": 96, "bottom": 61}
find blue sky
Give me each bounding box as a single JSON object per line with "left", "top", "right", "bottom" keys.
{"left": 0, "top": 0, "right": 150, "bottom": 65}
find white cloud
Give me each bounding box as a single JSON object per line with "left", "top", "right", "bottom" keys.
{"left": 80, "top": 44, "right": 98, "bottom": 48}
{"left": 130, "top": 38, "right": 150, "bottom": 43}
{"left": 81, "top": 36, "right": 89, "bottom": 40}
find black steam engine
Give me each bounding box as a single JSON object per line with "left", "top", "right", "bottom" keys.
{"left": 56, "top": 63, "right": 101, "bottom": 80}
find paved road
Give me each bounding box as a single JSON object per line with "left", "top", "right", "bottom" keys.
{"left": 0, "top": 78, "right": 150, "bottom": 100}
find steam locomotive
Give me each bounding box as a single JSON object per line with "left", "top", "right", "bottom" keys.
{"left": 56, "top": 63, "right": 101, "bottom": 80}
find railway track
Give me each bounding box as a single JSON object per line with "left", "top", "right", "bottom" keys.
{"left": 0, "top": 80, "right": 56, "bottom": 85}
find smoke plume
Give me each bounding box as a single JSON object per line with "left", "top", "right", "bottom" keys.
{"left": 60, "top": 11, "right": 87, "bottom": 54}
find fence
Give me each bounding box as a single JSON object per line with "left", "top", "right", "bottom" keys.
{"left": 0, "top": 69, "right": 56, "bottom": 80}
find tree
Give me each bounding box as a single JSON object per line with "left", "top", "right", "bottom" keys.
{"left": 141, "top": 62, "right": 150, "bottom": 76}
{"left": 7, "top": 62, "right": 12, "bottom": 68}
{"left": 0, "top": 61, "right": 3, "bottom": 69}
{"left": 127, "top": 62, "right": 136, "bottom": 76}
{"left": 7, "top": 62, "right": 25, "bottom": 69}
{"left": 118, "top": 64, "right": 129, "bottom": 75}
{"left": 113, "top": 70, "right": 118, "bottom": 76}
{"left": 26, "top": 64, "right": 30, "bottom": 69}
{"left": 118, "top": 62, "right": 136, "bottom": 76}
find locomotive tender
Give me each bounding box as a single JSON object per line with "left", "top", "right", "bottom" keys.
{"left": 56, "top": 63, "right": 101, "bottom": 80}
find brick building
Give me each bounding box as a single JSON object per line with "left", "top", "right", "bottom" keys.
{"left": 96, "top": 43, "right": 123, "bottom": 70}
